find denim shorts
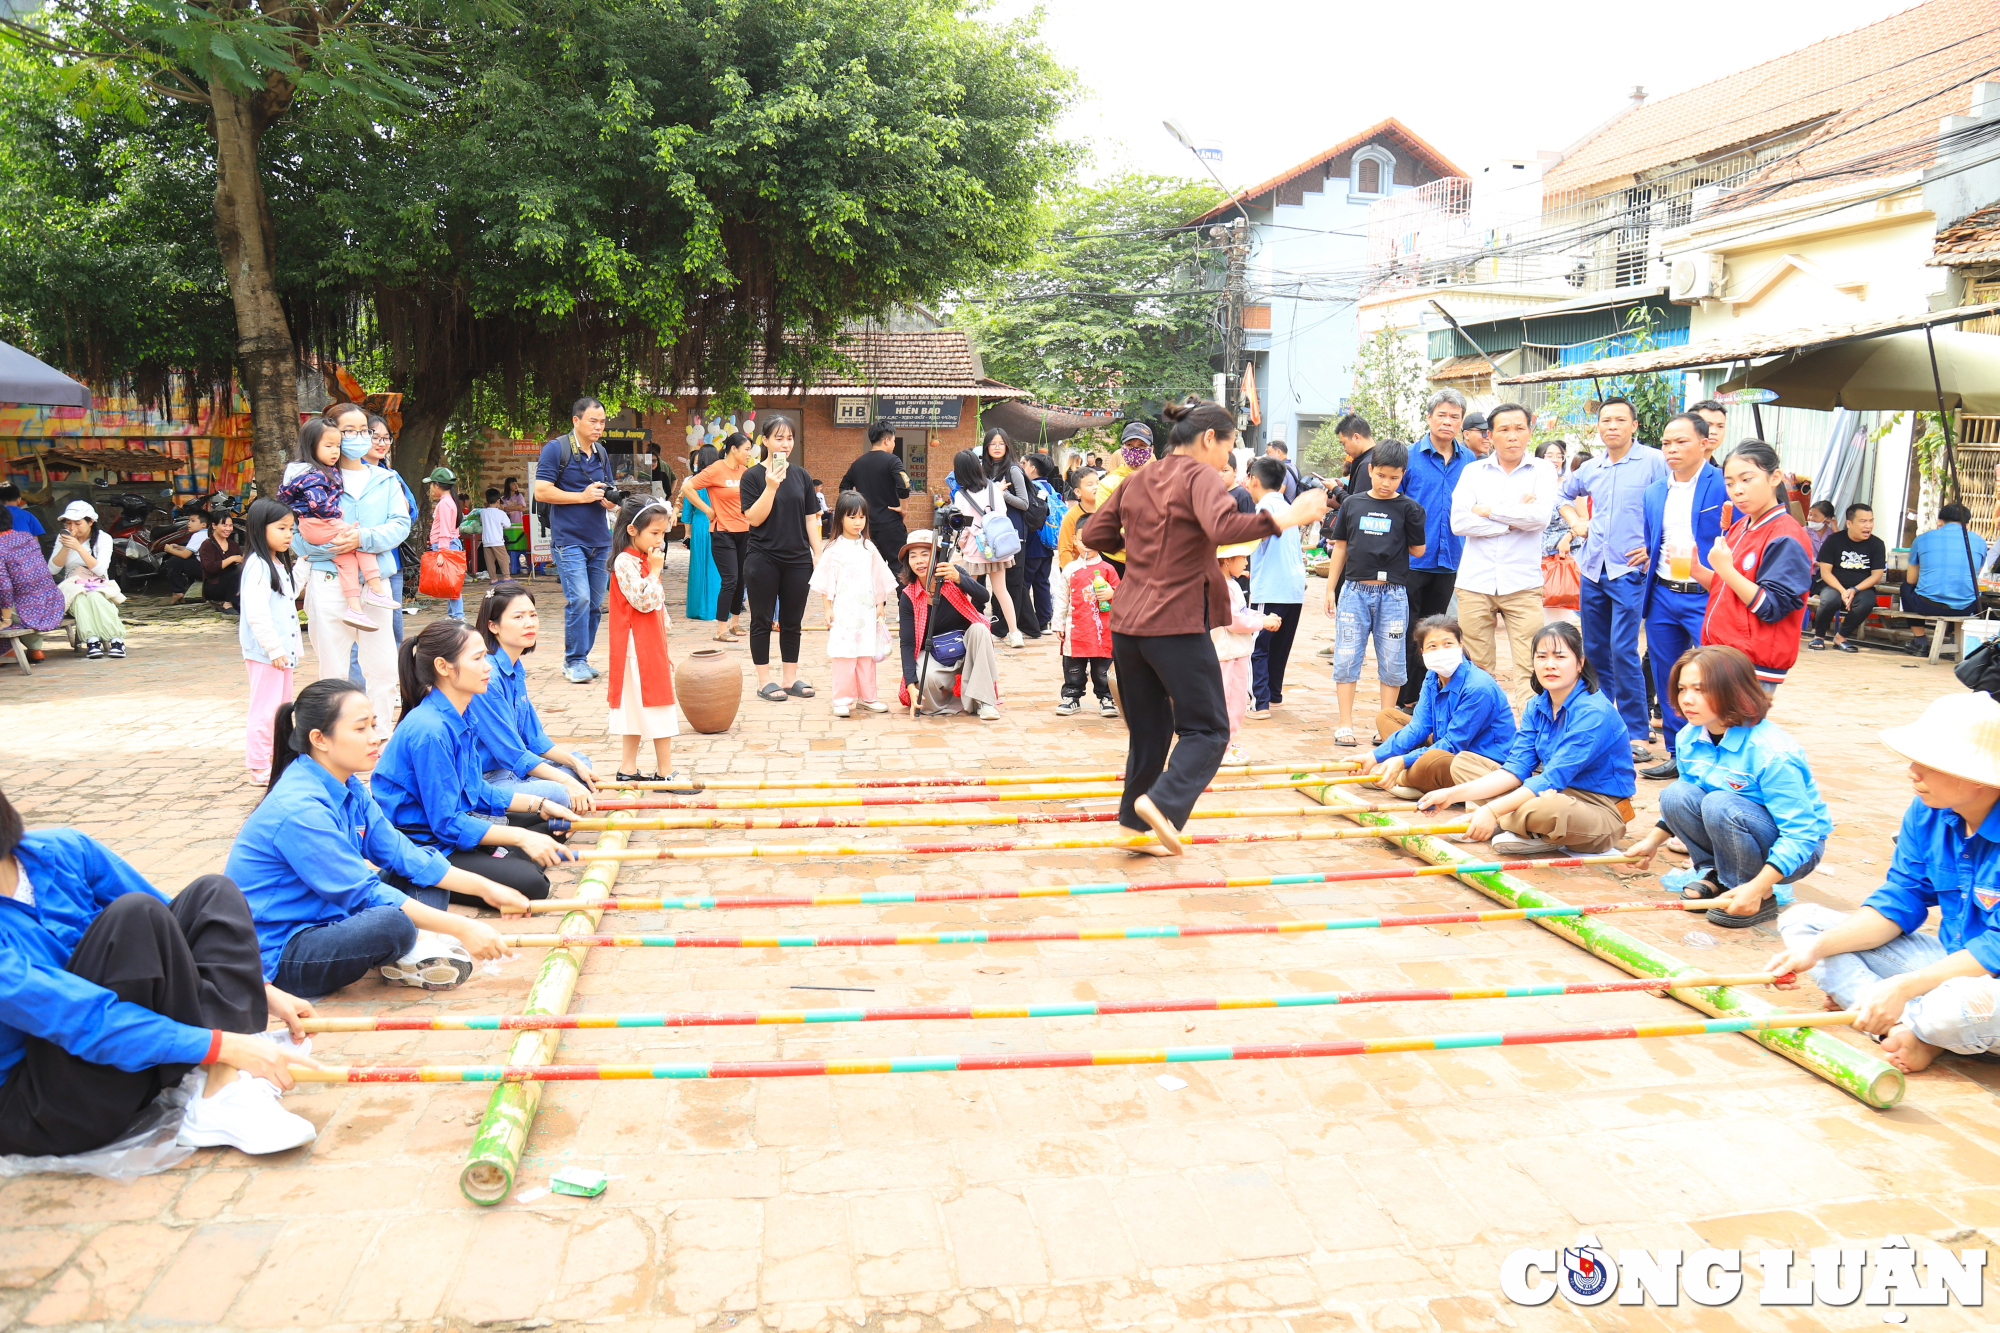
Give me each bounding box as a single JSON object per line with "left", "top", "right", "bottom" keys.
{"left": 1331, "top": 582, "right": 1409, "bottom": 686}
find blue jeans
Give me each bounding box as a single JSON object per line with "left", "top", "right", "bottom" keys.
{"left": 1644, "top": 583, "right": 1707, "bottom": 739}
{"left": 1580, "top": 571, "right": 1649, "bottom": 740}
{"left": 554, "top": 543, "right": 610, "bottom": 671}
{"left": 484, "top": 751, "right": 592, "bottom": 807}
{"left": 1781, "top": 904, "right": 2000, "bottom": 1055}
{"left": 1658, "top": 781, "right": 1822, "bottom": 901}
{"left": 273, "top": 904, "right": 417, "bottom": 999}
{"left": 1331, "top": 582, "right": 1409, "bottom": 686}
{"left": 348, "top": 569, "right": 403, "bottom": 686}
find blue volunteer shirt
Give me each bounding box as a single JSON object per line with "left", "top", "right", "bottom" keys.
{"left": 372, "top": 687, "right": 514, "bottom": 851}
{"left": 7, "top": 504, "right": 44, "bottom": 537}
{"left": 226, "top": 755, "right": 447, "bottom": 980}
{"left": 534, "top": 434, "right": 615, "bottom": 551}
{"left": 1865, "top": 797, "right": 2000, "bottom": 977}
{"left": 1401, "top": 435, "right": 1472, "bottom": 572}
{"left": 1910, "top": 524, "right": 1988, "bottom": 607}
{"left": 1375, "top": 660, "right": 1517, "bottom": 765}
{"left": 1559, "top": 444, "right": 1669, "bottom": 583}
{"left": 468, "top": 646, "right": 557, "bottom": 779}
{"left": 1671, "top": 720, "right": 1831, "bottom": 877}
{"left": 1504, "top": 684, "right": 1636, "bottom": 800}
{"left": 0, "top": 831, "right": 214, "bottom": 1079}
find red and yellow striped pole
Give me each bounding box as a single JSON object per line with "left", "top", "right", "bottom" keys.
{"left": 601, "top": 760, "right": 1366, "bottom": 793}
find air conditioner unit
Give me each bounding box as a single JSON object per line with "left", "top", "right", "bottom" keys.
{"left": 1669, "top": 252, "right": 1724, "bottom": 302}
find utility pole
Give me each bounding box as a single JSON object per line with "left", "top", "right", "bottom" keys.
{"left": 1219, "top": 219, "right": 1248, "bottom": 417}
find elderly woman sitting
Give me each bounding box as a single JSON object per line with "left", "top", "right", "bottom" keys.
{"left": 0, "top": 506, "right": 62, "bottom": 665}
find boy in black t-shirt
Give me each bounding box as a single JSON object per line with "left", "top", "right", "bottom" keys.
{"left": 1321, "top": 440, "right": 1426, "bottom": 746}
{"left": 1808, "top": 502, "right": 1887, "bottom": 652}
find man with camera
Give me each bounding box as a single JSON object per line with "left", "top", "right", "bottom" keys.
{"left": 534, "top": 398, "right": 620, "bottom": 683}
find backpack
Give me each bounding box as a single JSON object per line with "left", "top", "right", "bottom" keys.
{"left": 964, "top": 488, "right": 1021, "bottom": 562}
{"left": 1032, "top": 478, "right": 1063, "bottom": 549}
{"left": 532, "top": 434, "right": 575, "bottom": 528}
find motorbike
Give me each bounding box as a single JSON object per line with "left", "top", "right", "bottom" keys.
{"left": 103, "top": 493, "right": 171, "bottom": 590}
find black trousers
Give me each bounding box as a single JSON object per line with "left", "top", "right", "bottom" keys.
{"left": 163, "top": 553, "right": 203, "bottom": 596}
{"left": 1901, "top": 590, "right": 1977, "bottom": 619}
{"left": 1250, "top": 602, "right": 1302, "bottom": 707}
{"left": 1062, "top": 654, "right": 1112, "bottom": 701}
{"left": 745, "top": 551, "right": 813, "bottom": 667}
{"left": 0, "top": 876, "right": 266, "bottom": 1158}
{"left": 711, "top": 530, "right": 749, "bottom": 620}
{"left": 1111, "top": 631, "right": 1229, "bottom": 831}
{"left": 1397, "top": 568, "right": 1458, "bottom": 708}
{"left": 1023, "top": 553, "right": 1053, "bottom": 636}
{"left": 1813, "top": 589, "right": 1875, "bottom": 640}
{"left": 381, "top": 814, "right": 556, "bottom": 908}
{"left": 870, "top": 520, "right": 907, "bottom": 574}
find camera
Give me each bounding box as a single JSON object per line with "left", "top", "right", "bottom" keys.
{"left": 939, "top": 509, "right": 973, "bottom": 533}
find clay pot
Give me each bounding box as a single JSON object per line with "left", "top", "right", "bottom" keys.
{"left": 675, "top": 646, "right": 743, "bottom": 733}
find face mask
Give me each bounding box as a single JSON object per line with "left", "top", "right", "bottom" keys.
{"left": 1423, "top": 647, "right": 1463, "bottom": 677}
{"left": 339, "top": 432, "right": 372, "bottom": 459}
{"left": 1807, "top": 520, "right": 1827, "bottom": 531}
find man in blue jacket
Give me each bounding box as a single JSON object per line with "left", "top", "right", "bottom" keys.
{"left": 1637, "top": 412, "right": 1728, "bottom": 780}
{"left": 1395, "top": 390, "right": 1473, "bottom": 709}
{"left": 1772, "top": 692, "right": 2000, "bottom": 1075}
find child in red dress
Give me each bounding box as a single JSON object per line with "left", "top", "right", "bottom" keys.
{"left": 607, "top": 496, "right": 684, "bottom": 784}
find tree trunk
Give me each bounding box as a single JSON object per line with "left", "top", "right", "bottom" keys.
{"left": 392, "top": 404, "right": 454, "bottom": 507}
{"left": 210, "top": 84, "right": 298, "bottom": 500}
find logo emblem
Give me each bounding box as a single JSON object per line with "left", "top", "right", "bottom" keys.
{"left": 1558, "top": 1236, "right": 1618, "bottom": 1305}
{"left": 1976, "top": 886, "right": 2000, "bottom": 912}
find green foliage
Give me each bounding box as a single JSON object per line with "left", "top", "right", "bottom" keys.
{"left": 1338, "top": 327, "right": 1427, "bottom": 457}
{"left": 952, "top": 170, "right": 1220, "bottom": 415}
{"left": 1535, "top": 306, "right": 1677, "bottom": 445}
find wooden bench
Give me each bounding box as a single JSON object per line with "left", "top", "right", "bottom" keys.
{"left": 0, "top": 625, "right": 37, "bottom": 675}
{"left": 1868, "top": 609, "right": 1974, "bottom": 664}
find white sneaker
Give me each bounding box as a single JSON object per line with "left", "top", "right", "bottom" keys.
{"left": 832, "top": 701, "right": 852, "bottom": 718}
{"left": 1388, "top": 785, "right": 1425, "bottom": 801}
{"left": 976, "top": 702, "right": 1001, "bottom": 721}
{"left": 176, "top": 1068, "right": 317, "bottom": 1154}
{"left": 1224, "top": 745, "right": 1248, "bottom": 765}
{"left": 1005, "top": 630, "right": 1025, "bottom": 648}
{"left": 380, "top": 929, "right": 473, "bottom": 990}
{"left": 858, "top": 699, "right": 889, "bottom": 713}
{"left": 1491, "top": 831, "right": 1563, "bottom": 858}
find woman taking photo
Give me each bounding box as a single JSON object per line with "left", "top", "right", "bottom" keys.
{"left": 1079, "top": 399, "right": 1328, "bottom": 854}
{"left": 468, "top": 582, "right": 598, "bottom": 811}
{"left": 47, "top": 501, "right": 129, "bottom": 660}
{"left": 687, "top": 432, "right": 755, "bottom": 639}
{"left": 197, "top": 512, "right": 245, "bottom": 613}
{"left": 372, "top": 620, "right": 580, "bottom": 904}
{"left": 740, "top": 415, "right": 823, "bottom": 702}
{"left": 1696, "top": 439, "right": 1813, "bottom": 690}
{"left": 954, "top": 434, "right": 1026, "bottom": 646}
{"left": 1416, "top": 621, "right": 1635, "bottom": 857}
{"left": 1628, "top": 645, "right": 1829, "bottom": 929}
{"left": 1369, "top": 616, "right": 1517, "bottom": 796}
{"left": 896, "top": 529, "right": 1000, "bottom": 720}
{"left": 228, "top": 679, "right": 517, "bottom": 997}
{"left": 679, "top": 443, "right": 722, "bottom": 621}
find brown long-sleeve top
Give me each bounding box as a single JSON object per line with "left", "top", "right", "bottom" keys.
{"left": 1079, "top": 453, "right": 1278, "bottom": 636}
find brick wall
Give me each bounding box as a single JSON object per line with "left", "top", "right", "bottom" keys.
{"left": 468, "top": 434, "right": 544, "bottom": 499}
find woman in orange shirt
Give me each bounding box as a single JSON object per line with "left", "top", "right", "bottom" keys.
{"left": 686, "top": 432, "right": 754, "bottom": 641}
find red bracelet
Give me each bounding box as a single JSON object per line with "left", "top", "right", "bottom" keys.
{"left": 202, "top": 1030, "right": 224, "bottom": 1065}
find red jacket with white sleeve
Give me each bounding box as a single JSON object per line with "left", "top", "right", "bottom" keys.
{"left": 1700, "top": 507, "right": 1813, "bottom": 686}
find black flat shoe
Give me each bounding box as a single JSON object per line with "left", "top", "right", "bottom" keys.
{"left": 614, "top": 770, "right": 661, "bottom": 783}
{"left": 1708, "top": 899, "right": 1780, "bottom": 929}
{"left": 1640, "top": 757, "right": 1679, "bottom": 781}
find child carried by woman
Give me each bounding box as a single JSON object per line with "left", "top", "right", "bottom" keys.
{"left": 279, "top": 420, "right": 398, "bottom": 630}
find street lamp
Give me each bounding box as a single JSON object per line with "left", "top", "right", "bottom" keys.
{"left": 1164, "top": 118, "right": 1249, "bottom": 224}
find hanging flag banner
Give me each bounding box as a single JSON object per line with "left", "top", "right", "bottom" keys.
{"left": 1243, "top": 361, "right": 1262, "bottom": 426}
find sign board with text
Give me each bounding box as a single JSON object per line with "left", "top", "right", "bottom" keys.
{"left": 834, "top": 398, "right": 871, "bottom": 427}
{"left": 831, "top": 395, "right": 964, "bottom": 431}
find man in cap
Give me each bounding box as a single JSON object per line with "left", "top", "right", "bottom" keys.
{"left": 1770, "top": 692, "right": 2000, "bottom": 1073}
{"left": 1459, "top": 411, "right": 1492, "bottom": 459}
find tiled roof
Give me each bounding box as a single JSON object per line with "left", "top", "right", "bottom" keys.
{"left": 1190, "top": 118, "right": 1466, "bottom": 225}
{"left": 679, "top": 331, "right": 1025, "bottom": 397}
{"left": 1931, "top": 202, "right": 2000, "bottom": 265}
{"left": 1543, "top": 1, "right": 2000, "bottom": 200}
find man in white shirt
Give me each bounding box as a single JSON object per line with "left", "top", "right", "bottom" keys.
{"left": 1448, "top": 403, "right": 1557, "bottom": 693}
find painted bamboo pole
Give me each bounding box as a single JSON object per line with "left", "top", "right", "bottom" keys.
{"left": 490, "top": 899, "right": 1723, "bottom": 950}
{"left": 590, "top": 776, "right": 1365, "bottom": 812}
{"left": 1303, "top": 786, "right": 1906, "bottom": 1109}
{"left": 458, "top": 815, "right": 634, "bottom": 1206}
{"left": 539, "top": 821, "right": 1471, "bottom": 863}
{"left": 559, "top": 801, "right": 1418, "bottom": 834}
{"left": 601, "top": 761, "right": 1365, "bottom": 793}
{"left": 291, "top": 1011, "right": 1860, "bottom": 1083}
{"left": 302, "top": 973, "right": 1787, "bottom": 1033}
{"left": 520, "top": 854, "right": 1644, "bottom": 913}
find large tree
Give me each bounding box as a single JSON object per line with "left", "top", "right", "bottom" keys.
{"left": 952, "top": 171, "right": 1222, "bottom": 414}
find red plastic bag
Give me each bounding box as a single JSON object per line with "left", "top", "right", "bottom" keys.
{"left": 1541, "top": 553, "right": 1580, "bottom": 611}
{"left": 419, "top": 547, "right": 466, "bottom": 600}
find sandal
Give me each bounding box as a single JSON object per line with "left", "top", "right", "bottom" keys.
{"left": 1334, "top": 727, "right": 1356, "bottom": 747}
{"left": 1708, "top": 897, "right": 1780, "bottom": 929}
{"left": 1680, "top": 878, "right": 1724, "bottom": 902}
{"left": 757, "top": 683, "right": 789, "bottom": 702}
{"left": 786, "top": 680, "right": 816, "bottom": 698}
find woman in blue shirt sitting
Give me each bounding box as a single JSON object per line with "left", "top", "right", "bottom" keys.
{"left": 229, "top": 679, "right": 517, "bottom": 999}
{"left": 1628, "top": 644, "right": 1830, "bottom": 930}
{"left": 372, "top": 620, "right": 580, "bottom": 905}
{"left": 1368, "top": 615, "right": 1517, "bottom": 795}
{"left": 1417, "top": 620, "right": 1635, "bottom": 856}
{"left": 469, "top": 583, "right": 601, "bottom": 810}
{"left": 0, "top": 787, "right": 318, "bottom": 1159}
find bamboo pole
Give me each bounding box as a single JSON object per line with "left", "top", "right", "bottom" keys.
{"left": 540, "top": 820, "right": 1471, "bottom": 863}
{"left": 521, "top": 854, "right": 1644, "bottom": 913}
{"left": 302, "top": 973, "right": 1786, "bottom": 1033}
{"left": 491, "top": 899, "right": 1723, "bottom": 950}
{"left": 590, "top": 776, "right": 1366, "bottom": 811}
{"left": 458, "top": 816, "right": 633, "bottom": 1206}
{"left": 560, "top": 801, "right": 1418, "bottom": 834}
{"left": 292, "top": 1011, "right": 1859, "bottom": 1083}
{"left": 1303, "top": 786, "right": 1907, "bottom": 1109}
{"left": 602, "top": 760, "right": 1366, "bottom": 792}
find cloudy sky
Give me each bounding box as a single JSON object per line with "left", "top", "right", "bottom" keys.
{"left": 984, "top": 0, "right": 1919, "bottom": 191}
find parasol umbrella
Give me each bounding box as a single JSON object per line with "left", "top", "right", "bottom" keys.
{"left": 0, "top": 340, "right": 91, "bottom": 409}
{"left": 1716, "top": 329, "right": 2000, "bottom": 413}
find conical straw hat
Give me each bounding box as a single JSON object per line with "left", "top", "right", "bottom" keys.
{"left": 1880, "top": 691, "right": 2000, "bottom": 788}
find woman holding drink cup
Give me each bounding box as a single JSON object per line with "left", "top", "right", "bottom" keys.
{"left": 1637, "top": 412, "right": 1729, "bottom": 782}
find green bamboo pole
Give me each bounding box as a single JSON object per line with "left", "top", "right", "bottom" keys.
{"left": 1306, "top": 786, "right": 1904, "bottom": 1109}
{"left": 459, "top": 816, "right": 635, "bottom": 1204}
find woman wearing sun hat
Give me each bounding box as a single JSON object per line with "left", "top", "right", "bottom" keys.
{"left": 894, "top": 528, "right": 999, "bottom": 720}
{"left": 1768, "top": 690, "right": 2000, "bottom": 1074}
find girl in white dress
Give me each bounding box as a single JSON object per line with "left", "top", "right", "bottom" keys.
{"left": 809, "top": 491, "right": 897, "bottom": 718}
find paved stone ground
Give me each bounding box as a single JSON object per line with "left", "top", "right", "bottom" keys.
{"left": 1, "top": 554, "right": 1996, "bottom": 1332}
